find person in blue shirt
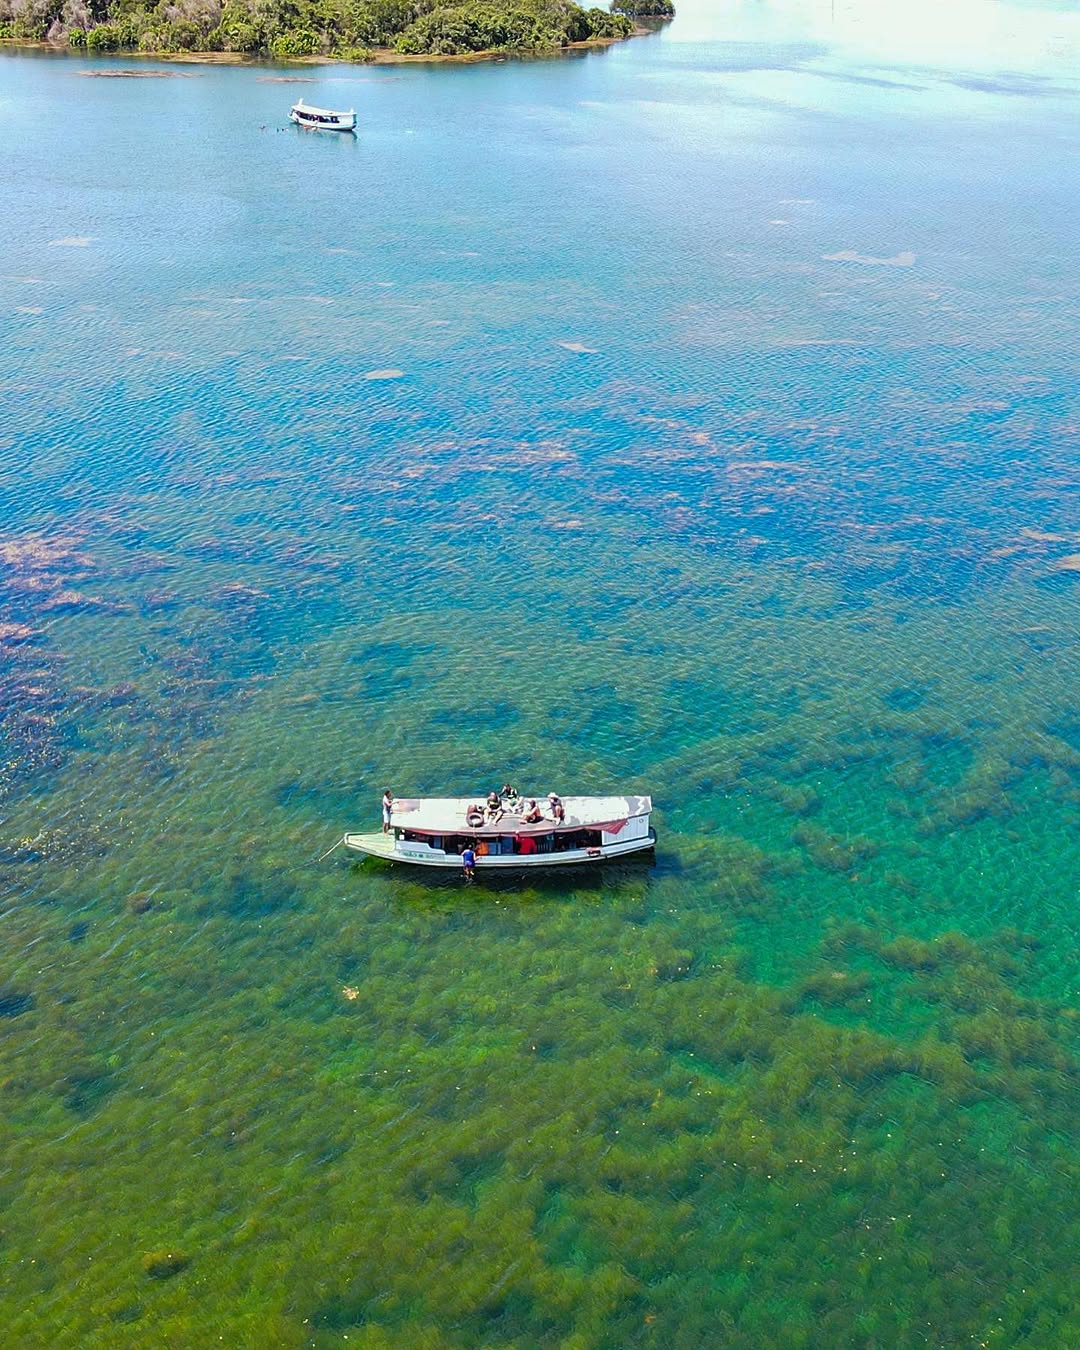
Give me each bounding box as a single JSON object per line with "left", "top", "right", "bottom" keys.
{"left": 461, "top": 844, "right": 476, "bottom": 880}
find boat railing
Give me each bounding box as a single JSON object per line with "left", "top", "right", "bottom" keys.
{"left": 400, "top": 827, "right": 606, "bottom": 856}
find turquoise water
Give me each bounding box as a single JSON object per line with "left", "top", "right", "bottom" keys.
{"left": 2, "top": 1, "right": 1078, "bottom": 1343}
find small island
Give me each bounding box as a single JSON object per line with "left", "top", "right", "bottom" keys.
{"left": 0, "top": 0, "right": 676, "bottom": 62}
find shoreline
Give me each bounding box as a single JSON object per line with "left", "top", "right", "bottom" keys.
{"left": 0, "top": 29, "right": 648, "bottom": 68}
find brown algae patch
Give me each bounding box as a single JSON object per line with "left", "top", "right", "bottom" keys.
{"left": 76, "top": 70, "right": 198, "bottom": 78}
{"left": 0, "top": 622, "right": 40, "bottom": 646}
{"left": 0, "top": 533, "right": 95, "bottom": 587}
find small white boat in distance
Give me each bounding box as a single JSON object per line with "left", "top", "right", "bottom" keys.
{"left": 289, "top": 100, "right": 356, "bottom": 132}
{"left": 343, "top": 794, "right": 655, "bottom": 870}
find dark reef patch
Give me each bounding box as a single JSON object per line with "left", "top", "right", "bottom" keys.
{"left": 220, "top": 860, "right": 300, "bottom": 919}
{"left": 349, "top": 640, "right": 436, "bottom": 668}
{"left": 429, "top": 702, "right": 520, "bottom": 733}
{"left": 0, "top": 988, "right": 34, "bottom": 1018}
{"left": 883, "top": 685, "right": 928, "bottom": 711}
{"left": 63, "top": 1065, "right": 116, "bottom": 1116}
{"left": 362, "top": 667, "right": 413, "bottom": 700}
{"left": 142, "top": 1250, "right": 189, "bottom": 1280}
{"left": 312, "top": 1287, "right": 385, "bottom": 1332}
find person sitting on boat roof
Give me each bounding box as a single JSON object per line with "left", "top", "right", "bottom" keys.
{"left": 520, "top": 799, "right": 544, "bottom": 824}
{"left": 547, "top": 792, "right": 565, "bottom": 823}
{"left": 500, "top": 783, "right": 519, "bottom": 804}
{"left": 485, "top": 793, "right": 505, "bottom": 825}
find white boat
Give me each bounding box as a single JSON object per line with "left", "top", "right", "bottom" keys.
{"left": 342, "top": 793, "right": 655, "bottom": 870}
{"left": 289, "top": 100, "right": 356, "bottom": 132}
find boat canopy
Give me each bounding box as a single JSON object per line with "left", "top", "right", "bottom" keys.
{"left": 390, "top": 794, "right": 651, "bottom": 836}
{"left": 292, "top": 100, "right": 354, "bottom": 120}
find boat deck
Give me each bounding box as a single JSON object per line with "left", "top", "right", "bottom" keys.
{"left": 389, "top": 794, "right": 651, "bottom": 836}
{"left": 345, "top": 831, "right": 398, "bottom": 860}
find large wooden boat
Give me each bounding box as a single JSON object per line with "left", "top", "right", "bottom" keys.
{"left": 289, "top": 100, "right": 357, "bottom": 132}
{"left": 343, "top": 793, "right": 655, "bottom": 870}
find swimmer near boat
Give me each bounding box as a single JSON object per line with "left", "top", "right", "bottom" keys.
{"left": 326, "top": 790, "right": 655, "bottom": 870}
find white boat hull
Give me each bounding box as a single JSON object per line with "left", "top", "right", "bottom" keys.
{"left": 343, "top": 830, "right": 656, "bottom": 869}
{"left": 290, "top": 109, "right": 356, "bottom": 132}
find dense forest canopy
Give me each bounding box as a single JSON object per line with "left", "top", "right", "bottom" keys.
{"left": 611, "top": 0, "right": 673, "bottom": 15}
{"left": 0, "top": 0, "right": 651, "bottom": 57}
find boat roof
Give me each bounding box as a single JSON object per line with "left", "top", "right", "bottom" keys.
{"left": 390, "top": 794, "right": 651, "bottom": 836}
{"left": 292, "top": 100, "right": 353, "bottom": 115}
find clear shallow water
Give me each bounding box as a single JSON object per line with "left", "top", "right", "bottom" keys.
{"left": 1, "top": 2, "right": 1078, "bottom": 1343}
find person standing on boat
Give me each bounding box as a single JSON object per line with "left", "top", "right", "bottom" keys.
{"left": 381, "top": 788, "right": 393, "bottom": 834}
{"left": 461, "top": 844, "right": 476, "bottom": 880}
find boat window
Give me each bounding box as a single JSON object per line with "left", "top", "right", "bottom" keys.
{"left": 552, "top": 829, "right": 604, "bottom": 851}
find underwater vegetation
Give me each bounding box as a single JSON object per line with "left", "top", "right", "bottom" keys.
{"left": 1, "top": 538, "right": 1076, "bottom": 1343}
{"left": 2, "top": 19, "right": 1079, "bottom": 1341}
{"left": 0, "top": 420, "right": 1076, "bottom": 1346}
{"left": 1, "top": 818, "right": 1077, "bottom": 1346}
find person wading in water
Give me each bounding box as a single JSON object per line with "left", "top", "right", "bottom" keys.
{"left": 461, "top": 843, "right": 477, "bottom": 881}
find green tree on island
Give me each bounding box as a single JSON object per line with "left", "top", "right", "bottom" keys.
{"left": 611, "top": 0, "right": 674, "bottom": 16}
{"left": 0, "top": 0, "right": 647, "bottom": 58}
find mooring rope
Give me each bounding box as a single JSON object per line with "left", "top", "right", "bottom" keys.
{"left": 316, "top": 835, "right": 347, "bottom": 863}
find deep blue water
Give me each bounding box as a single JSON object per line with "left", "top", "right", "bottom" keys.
{"left": 1, "top": 2, "right": 1078, "bottom": 1344}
